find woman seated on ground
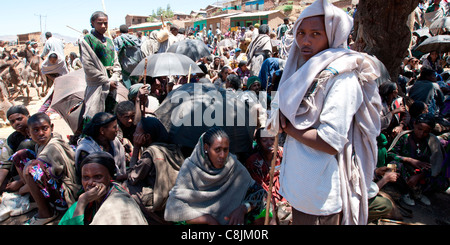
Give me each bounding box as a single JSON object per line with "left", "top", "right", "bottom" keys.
{"left": 164, "top": 127, "right": 269, "bottom": 225}
{"left": 75, "top": 112, "right": 126, "bottom": 182}
{"left": 245, "top": 128, "right": 291, "bottom": 224}
{"left": 11, "top": 113, "right": 80, "bottom": 225}
{"left": 124, "top": 117, "right": 185, "bottom": 224}
{"left": 387, "top": 113, "right": 449, "bottom": 206}
{"left": 59, "top": 152, "right": 148, "bottom": 225}
{"left": 379, "top": 82, "right": 409, "bottom": 143}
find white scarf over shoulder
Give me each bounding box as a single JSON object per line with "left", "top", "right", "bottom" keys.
{"left": 266, "top": 0, "right": 383, "bottom": 225}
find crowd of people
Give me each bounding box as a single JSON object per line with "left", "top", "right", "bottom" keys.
{"left": 0, "top": 0, "right": 449, "bottom": 226}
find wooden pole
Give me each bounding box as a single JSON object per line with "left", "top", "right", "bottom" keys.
{"left": 101, "top": 0, "right": 112, "bottom": 39}
{"left": 264, "top": 134, "right": 279, "bottom": 225}
{"left": 141, "top": 58, "right": 148, "bottom": 117}
{"left": 187, "top": 65, "right": 192, "bottom": 83}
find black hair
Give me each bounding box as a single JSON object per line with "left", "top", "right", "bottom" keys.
{"left": 415, "top": 113, "right": 436, "bottom": 129}
{"left": 27, "top": 112, "right": 51, "bottom": 126}
{"left": 80, "top": 151, "right": 116, "bottom": 179}
{"left": 82, "top": 112, "right": 116, "bottom": 138}
{"left": 48, "top": 53, "right": 58, "bottom": 59}
{"left": 258, "top": 24, "right": 270, "bottom": 35}
{"left": 238, "top": 60, "right": 247, "bottom": 68}
{"left": 45, "top": 32, "right": 52, "bottom": 39}
{"left": 140, "top": 117, "right": 169, "bottom": 143}
{"left": 203, "top": 127, "right": 229, "bottom": 146}
{"left": 378, "top": 82, "right": 397, "bottom": 102}
{"left": 226, "top": 74, "right": 241, "bottom": 90}
{"left": 119, "top": 24, "right": 129, "bottom": 34}
{"left": 114, "top": 101, "right": 135, "bottom": 116}
{"left": 409, "top": 101, "right": 427, "bottom": 119}
{"left": 418, "top": 67, "right": 436, "bottom": 81}
{"left": 7, "top": 105, "right": 29, "bottom": 119}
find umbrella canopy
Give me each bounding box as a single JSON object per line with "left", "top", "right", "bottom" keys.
{"left": 154, "top": 82, "right": 257, "bottom": 154}
{"left": 130, "top": 53, "right": 204, "bottom": 78}
{"left": 50, "top": 69, "right": 129, "bottom": 133}
{"left": 414, "top": 35, "right": 450, "bottom": 53}
{"left": 218, "top": 38, "right": 237, "bottom": 48}
{"left": 166, "top": 39, "right": 211, "bottom": 62}
{"left": 413, "top": 27, "right": 432, "bottom": 38}
{"left": 430, "top": 17, "right": 450, "bottom": 31}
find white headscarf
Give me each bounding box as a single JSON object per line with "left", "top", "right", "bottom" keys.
{"left": 41, "top": 51, "right": 69, "bottom": 76}
{"left": 267, "top": 0, "right": 383, "bottom": 225}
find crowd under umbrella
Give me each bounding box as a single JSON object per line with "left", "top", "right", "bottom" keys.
{"left": 153, "top": 82, "right": 257, "bottom": 156}
{"left": 50, "top": 69, "right": 129, "bottom": 134}
{"left": 166, "top": 39, "right": 211, "bottom": 62}
{"left": 414, "top": 34, "right": 450, "bottom": 54}
{"left": 130, "top": 53, "right": 204, "bottom": 79}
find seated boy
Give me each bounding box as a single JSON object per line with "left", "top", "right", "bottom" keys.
{"left": 12, "top": 112, "right": 80, "bottom": 225}
{"left": 0, "top": 105, "right": 36, "bottom": 194}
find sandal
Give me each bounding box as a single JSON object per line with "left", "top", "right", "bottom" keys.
{"left": 24, "top": 212, "right": 58, "bottom": 225}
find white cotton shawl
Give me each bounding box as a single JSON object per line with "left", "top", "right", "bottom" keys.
{"left": 266, "top": 0, "right": 383, "bottom": 225}
{"left": 164, "top": 134, "right": 254, "bottom": 225}
{"left": 41, "top": 51, "right": 69, "bottom": 76}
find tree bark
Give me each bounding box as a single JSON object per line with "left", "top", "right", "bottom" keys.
{"left": 353, "top": 0, "right": 419, "bottom": 85}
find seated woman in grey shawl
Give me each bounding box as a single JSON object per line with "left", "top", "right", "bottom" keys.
{"left": 59, "top": 151, "right": 148, "bottom": 225}
{"left": 75, "top": 112, "right": 126, "bottom": 183}
{"left": 164, "top": 127, "right": 268, "bottom": 225}
{"left": 124, "top": 117, "right": 185, "bottom": 224}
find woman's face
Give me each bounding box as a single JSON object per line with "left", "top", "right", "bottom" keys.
{"left": 205, "top": 136, "right": 230, "bottom": 169}
{"left": 391, "top": 86, "right": 399, "bottom": 99}
{"left": 296, "top": 16, "right": 329, "bottom": 61}
{"left": 81, "top": 163, "right": 112, "bottom": 193}
{"left": 48, "top": 57, "right": 58, "bottom": 65}
{"left": 259, "top": 136, "right": 275, "bottom": 154}
{"left": 133, "top": 122, "right": 152, "bottom": 147}
{"left": 92, "top": 16, "right": 108, "bottom": 35}
{"left": 100, "top": 120, "right": 118, "bottom": 141}
{"left": 117, "top": 111, "right": 135, "bottom": 128}
{"left": 413, "top": 122, "right": 432, "bottom": 141}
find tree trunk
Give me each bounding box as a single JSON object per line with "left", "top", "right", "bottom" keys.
{"left": 353, "top": 0, "right": 419, "bottom": 86}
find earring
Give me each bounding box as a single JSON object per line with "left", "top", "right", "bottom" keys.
{"left": 205, "top": 150, "right": 208, "bottom": 154}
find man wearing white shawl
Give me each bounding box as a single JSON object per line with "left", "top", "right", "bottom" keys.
{"left": 266, "top": 0, "right": 382, "bottom": 225}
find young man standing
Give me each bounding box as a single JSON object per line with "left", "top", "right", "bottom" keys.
{"left": 266, "top": 0, "right": 382, "bottom": 225}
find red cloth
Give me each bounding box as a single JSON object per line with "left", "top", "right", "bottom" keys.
{"left": 245, "top": 147, "right": 286, "bottom": 204}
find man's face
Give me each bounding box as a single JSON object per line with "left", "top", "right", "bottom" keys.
{"left": 29, "top": 119, "right": 53, "bottom": 146}
{"left": 8, "top": 113, "right": 28, "bottom": 135}
{"left": 296, "top": 16, "right": 329, "bottom": 61}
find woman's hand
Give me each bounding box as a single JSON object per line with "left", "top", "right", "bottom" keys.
{"left": 392, "top": 105, "right": 406, "bottom": 115}
{"left": 73, "top": 183, "right": 109, "bottom": 217}
{"left": 133, "top": 133, "right": 147, "bottom": 149}
{"left": 403, "top": 157, "right": 431, "bottom": 170}
{"left": 224, "top": 205, "right": 247, "bottom": 225}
